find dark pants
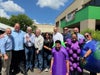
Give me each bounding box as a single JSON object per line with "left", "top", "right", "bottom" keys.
{"left": 90, "top": 72, "right": 97, "bottom": 75}
{"left": 10, "top": 50, "right": 26, "bottom": 74}
{"left": 70, "top": 71, "right": 82, "bottom": 75}
{"left": 43, "top": 51, "right": 51, "bottom": 69}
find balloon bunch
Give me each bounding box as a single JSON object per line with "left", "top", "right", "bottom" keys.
{"left": 66, "top": 39, "right": 83, "bottom": 72}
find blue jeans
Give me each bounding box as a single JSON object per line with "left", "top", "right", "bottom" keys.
{"left": 43, "top": 52, "right": 52, "bottom": 69}
{"left": 34, "top": 50, "right": 43, "bottom": 70}
{"left": 25, "top": 47, "right": 34, "bottom": 70}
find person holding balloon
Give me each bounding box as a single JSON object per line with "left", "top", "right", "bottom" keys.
{"left": 66, "top": 33, "right": 83, "bottom": 75}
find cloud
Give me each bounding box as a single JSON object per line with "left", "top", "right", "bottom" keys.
{"left": 33, "top": 19, "right": 40, "bottom": 24}
{"left": 0, "top": 0, "right": 25, "bottom": 18}
{"left": 0, "top": 0, "right": 2, "bottom": 2}
{"left": 0, "top": 9, "right": 10, "bottom": 18}
{"left": 0, "top": 1, "right": 25, "bottom": 13}
{"left": 37, "top": 0, "right": 67, "bottom": 9}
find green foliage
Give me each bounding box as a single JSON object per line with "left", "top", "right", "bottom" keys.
{"left": 0, "top": 17, "right": 10, "bottom": 25}
{"left": 31, "top": 25, "right": 37, "bottom": 32}
{"left": 9, "top": 14, "right": 33, "bottom": 31}
{"left": 81, "top": 29, "right": 100, "bottom": 41}
{"left": 0, "top": 14, "right": 37, "bottom": 32}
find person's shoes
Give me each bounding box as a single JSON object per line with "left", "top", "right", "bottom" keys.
{"left": 30, "top": 68, "right": 34, "bottom": 72}
{"left": 23, "top": 72, "right": 27, "bottom": 75}
{"left": 38, "top": 69, "right": 42, "bottom": 73}
{"left": 44, "top": 68, "right": 49, "bottom": 72}
{"left": 10, "top": 69, "right": 20, "bottom": 74}
{"left": 26, "top": 68, "right": 29, "bottom": 72}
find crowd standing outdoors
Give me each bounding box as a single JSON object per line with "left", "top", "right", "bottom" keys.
{"left": 0, "top": 23, "right": 98, "bottom": 75}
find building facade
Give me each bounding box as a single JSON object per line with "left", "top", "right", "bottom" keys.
{"left": 34, "top": 24, "right": 54, "bottom": 33}
{"left": 55, "top": 0, "right": 100, "bottom": 32}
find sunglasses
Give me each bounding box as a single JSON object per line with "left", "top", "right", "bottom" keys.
{"left": 84, "top": 35, "right": 89, "bottom": 38}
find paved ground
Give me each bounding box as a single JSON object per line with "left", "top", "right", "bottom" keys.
{"left": 17, "top": 69, "right": 50, "bottom": 75}
{"left": 17, "top": 69, "right": 100, "bottom": 75}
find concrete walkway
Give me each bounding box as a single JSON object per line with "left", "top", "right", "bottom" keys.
{"left": 17, "top": 69, "right": 100, "bottom": 75}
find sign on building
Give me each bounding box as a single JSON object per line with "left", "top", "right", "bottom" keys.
{"left": 66, "top": 11, "right": 76, "bottom": 22}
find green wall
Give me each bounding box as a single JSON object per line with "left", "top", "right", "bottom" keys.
{"left": 61, "top": 6, "right": 100, "bottom": 28}
{"left": 89, "top": 6, "right": 100, "bottom": 19}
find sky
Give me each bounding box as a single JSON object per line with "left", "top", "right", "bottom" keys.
{"left": 0, "top": 0, "right": 74, "bottom": 24}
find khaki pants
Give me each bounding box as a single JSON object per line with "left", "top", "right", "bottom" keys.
{"left": 1, "top": 51, "right": 12, "bottom": 75}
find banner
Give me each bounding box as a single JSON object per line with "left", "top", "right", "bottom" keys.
{"left": 66, "top": 11, "right": 75, "bottom": 22}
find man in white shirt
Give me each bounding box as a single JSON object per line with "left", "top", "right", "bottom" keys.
{"left": 53, "top": 27, "right": 64, "bottom": 43}
{"left": 34, "top": 29, "right": 44, "bottom": 72}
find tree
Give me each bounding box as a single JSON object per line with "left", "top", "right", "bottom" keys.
{"left": 9, "top": 14, "right": 34, "bottom": 31}
{"left": 0, "top": 14, "right": 37, "bottom": 32}
{"left": 31, "top": 25, "right": 37, "bottom": 33}
{"left": 0, "top": 17, "right": 10, "bottom": 25}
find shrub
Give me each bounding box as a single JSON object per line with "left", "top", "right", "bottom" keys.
{"left": 81, "top": 29, "right": 100, "bottom": 41}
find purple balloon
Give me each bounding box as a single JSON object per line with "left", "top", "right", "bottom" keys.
{"left": 69, "top": 61, "right": 72, "bottom": 66}
{"left": 77, "top": 49, "right": 81, "bottom": 54}
{"left": 70, "top": 66, "right": 74, "bottom": 71}
{"left": 72, "top": 46, "right": 77, "bottom": 51}
{"left": 77, "top": 67, "right": 82, "bottom": 72}
{"left": 79, "top": 39, "right": 84, "bottom": 45}
{"left": 71, "top": 45, "right": 75, "bottom": 50}
{"left": 66, "top": 47, "right": 70, "bottom": 51}
{"left": 66, "top": 39, "right": 72, "bottom": 46}
{"left": 73, "top": 63, "right": 77, "bottom": 69}
{"left": 70, "top": 57, "right": 74, "bottom": 62}
{"left": 77, "top": 62, "right": 79, "bottom": 66}
{"left": 73, "top": 53, "right": 77, "bottom": 58}
{"left": 68, "top": 49, "right": 73, "bottom": 54}
{"left": 71, "top": 42, "right": 80, "bottom": 51}
{"left": 77, "top": 57, "right": 80, "bottom": 61}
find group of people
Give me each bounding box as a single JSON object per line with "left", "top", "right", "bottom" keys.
{"left": 0, "top": 23, "right": 97, "bottom": 75}
{"left": 50, "top": 27, "right": 97, "bottom": 75}
{"left": 0, "top": 23, "right": 53, "bottom": 75}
